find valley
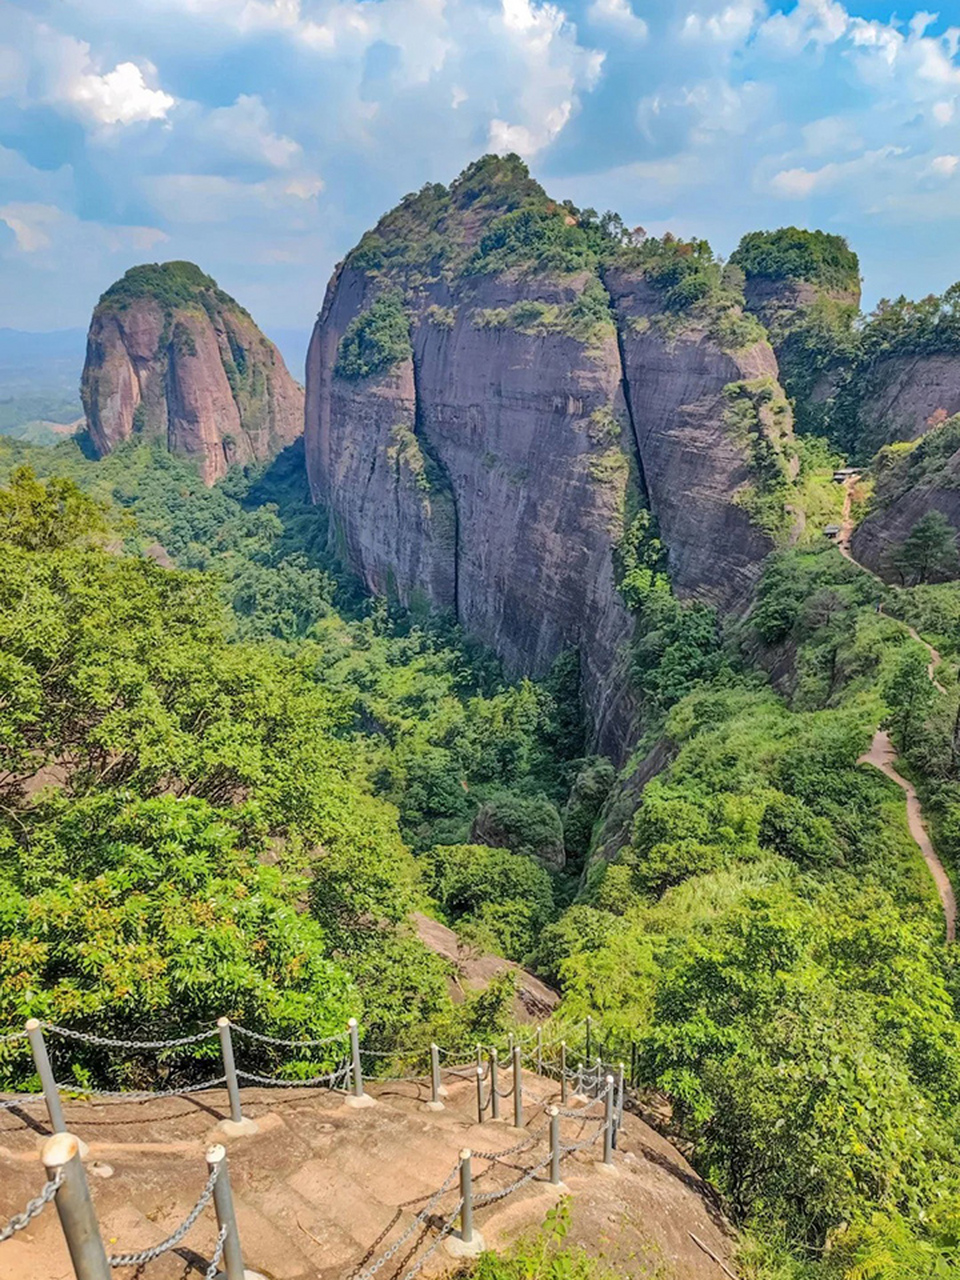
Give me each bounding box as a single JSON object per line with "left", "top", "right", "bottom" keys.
{"left": 4, "top": 158, "right": 960, "bottom": 1280}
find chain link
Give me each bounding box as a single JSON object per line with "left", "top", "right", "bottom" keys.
{"left": 108, "top": 1163, "right": 219, "bottom": 1267}
{"left": 399, "top": 1199, "right": 463, "bottom": 1280}
{"left": 0, "top": 1029, "right": 27, "bottom": 1044}
{"left": 56, "top": 1075, "right": 227, "bottom": 1101}
{"left": 473, "top": 1155, "right": 552, "bottom": 1206}
{"left": 44, "top": 1024, "right": 217, "bottom": 1051}
{"left": 0, "top": 1168, "right": 63, "bottom": 1243}
{"left": 470, "top": 1134, "right": 538, "bottom": 1162}
{"left": 236, "top": 1063, "right": 350, "bottom": 1089}
{"left": 231, "top": 1025, "right": 349, "bottom": 1049}
{"left": 351, "top": 1161, "right": 461, "bottom": 1280}
{"left": 205, "top": 1223, "right": 229, "bottom": 1280}
{"left": 0, "top": 1092, "right": 44, "bottom": 1110}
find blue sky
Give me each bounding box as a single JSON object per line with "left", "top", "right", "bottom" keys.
{"left": 1, "top": 0, "right": 960, "bottom": 332}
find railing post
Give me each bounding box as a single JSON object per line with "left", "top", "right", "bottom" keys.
{"left": 41, "top": 1133, "right": 110, "bottom": 1280}
{"left": 585, "top": 1015, "right": 592, "bottom": 1064}
{"left": 536, "top": 1025, "right": 542, "bottom": 1075}
{"left": 512, "top": 1045, "right": 522, "bottom": 1130}
{"left": 428, "top": 1043, "right": 444, "bottom": 1110}
{"left": 475, "top": 1066, "right": 484, "bottom": 1123}
{"left": 614, "top": 1063, "right": 625, "bottom": 1149}
{"left": 475, "top": 1043, "right": 482, "bottom": 1069}
{"left": 348, "top": 1017, "right": 363, "bottom": 1098}
{"left": 549, "top": 1106, "right": 561, "bottom": 1185}
{"left": 576, "top": 1061, "right": 583, "bottom": 1100}
{"left": 560, "top": 1042, "right": 567, "bottom": 1105}
{"left": 207, "top": 1144, "right": 245, "bottom": 1280}
{"left": 26, "top": 1019, "right": 66, "bottom": 1136}
{"left": 603, "top": 1075, "right": 614, "bottom": 1165}
{"left": 459, "top": 1149, "right": 474, "bottom": 1244}
{"left": 489, "top": 1049, "right": 500, "bottom": 1121}
{"left": 594, "top": 1056, "right": 602, "bottom": 1099}
{"left": 217, "top": 1018, "right": 244, "bottom": 1124}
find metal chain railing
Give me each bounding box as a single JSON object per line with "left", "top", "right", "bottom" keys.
{"left": 0, "top": 1168, "right": 63, "bottom": 1243}
{"left": 236, "top": 1062, "right": 350, "bottom": 1089}
{"left": 107, "top": 1161, "right": 220, "bottom": 1268}
{"left": 204, "top": 1223, "right": 229, "bottom": 1280}
{"left": 55, "top": 1075, "right": 228, "bottom": 1102}
{"left": 399, "top": 1200, "right": 463, "bottom": 1280}
{"left": 351, "top": 1160, "right": 461, "bottom": 1280}
{"left": 473, "top": 1154, "right": 552, "bottom": 1206}
{"left": 43, "top": 1024, "right": 219, "bottom": 1050}
{"left": 231, "top": 1026, "right": 349, "bottom": 1049}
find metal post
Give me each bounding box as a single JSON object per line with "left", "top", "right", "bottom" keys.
{"left": 26, "top": 1019, "right": 66, "bottom": 1136}
{"left": 560, "top": 1043, "right": 567, "bottom": 1105}
{"left": 348, "top": 1017, "right": 364, "bottom": 1099}
{"left": 536, "top": 1025, "right": 542, "bottom": 1076}
{"left": 614, "top": 1063, "right": 625, "bottom": 1149}
{"left": 489, "top": 1049, "right": 499, "bottom": 1121}
{"left": 475, "top": 1066, "right": 484, "bottom": 1123}
{"left": 41, "top": 1133, "right": 110, "bottom": 1280}
{"left": 603, "top": 1075, "right": 614, "bottom": 1165}
{"left": 475, "top": 1043, "right": 482, "bottom": 1069}
{"left": 594, "top": 1056, "right": 602, "bottom": 1099}
{"left": 512, "top": 1046, "right": 522, "bottom": 1130}
{"left": 207, "top": 1144, "right": 245, "bottom": 1280}
{"left": 549, "top": 1107, "right": 562, "bottom": 1185}
{"left": 507, "top": 1032, "right": 514, "bottom": 1061}
{"left": 430, "top": 1043, "right": 442, "bottom": 1106}
{"left": 459, "top": 1149, "right": 474, "bottom": 1245}
{"left": 217, "top": 1018, "right": 244, "bottom": 1124}
{"left": 585, "top": 1016, "right": 592, "bottom": 1064}
{"left": 576, "top": 1062, "right": 583, "bottom": 1099}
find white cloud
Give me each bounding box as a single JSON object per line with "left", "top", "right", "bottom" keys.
{"left": 588, "top": 0, "right": 648, "bottom": 40}
{"left": 682, "top": 2, "right": 764, "bottom": 45}
{"left": 933, "top": 99, "right": 956, "bottom": 123}
{"left": 197, "top": 95, "right": 302, "bottom": 168}
{"left": 759, "top": 0, "right": 848, "bottom": 52}
{"left": 68, "top": 59, "right": 176, "bottom": 125}
{"left": 770, "top": 146, "right": 904, "bottom": 198}
{"left": 0, "top": 203, "right": 63, "bottom": 253}
{"left": 141, "top": 172, "right": 323, "bottom": 222}
{"left": 931, "top": 154, "right": 960, "bottom": 176}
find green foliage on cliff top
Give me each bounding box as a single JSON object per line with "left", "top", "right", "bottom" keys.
{"left": 731, "top": 228, "right": 860, "bottom": 291}
{"left": 335, "top": 290, "right": 413, "bottom": 379}
{"left": 96, "top": 260, "right": 243, "bottom": 317}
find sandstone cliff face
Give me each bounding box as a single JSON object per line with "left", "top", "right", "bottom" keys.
{"left": 850, "top": 355, "right": 960, "bottom": 457}
{"left": 606, "top": 270, "right": 784, "bottom": 608}
{"left": 82, "top": 262, "right": 303, "bottom": 485}
{"left": 305, "top": 159, "right": 797, "bottom": 759}
{"left": 850, "top": 415, "right": 960, "bottom": 576}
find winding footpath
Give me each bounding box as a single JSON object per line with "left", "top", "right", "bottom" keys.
{"left": 838, "top": 479, "right": 956, "bottom": 941}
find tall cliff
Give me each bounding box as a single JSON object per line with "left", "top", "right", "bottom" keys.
{"left": 730, "top": 228, "right": 861, "bottom": 442}
{"left": 305, "top": 157, "right": 798, "bottom": 758}
{"left": 82, "top": 262, "right": 303, "bottom": 485}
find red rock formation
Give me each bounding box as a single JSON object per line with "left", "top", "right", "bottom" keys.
{"left": 82, "top": 262, "right": 303, "bottom": 485}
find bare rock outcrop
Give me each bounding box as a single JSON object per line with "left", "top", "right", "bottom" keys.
{"left": 849, "top": 355, "right": 960, "bottom": 457}
{"left": 82, "top": 261, "right": 303, "bottom": 485}
{"left": 305, "top": 157, "right": 799, "bottom": 759}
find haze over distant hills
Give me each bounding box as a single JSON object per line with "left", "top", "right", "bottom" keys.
{"left": 0, "top": 327, "right": 86, "bottom": 444}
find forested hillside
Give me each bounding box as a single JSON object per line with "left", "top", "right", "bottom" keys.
{"left": 3, "top": 426, "right": 960, "bottom": 1279}
{"left": 7, "top": 163, "right": 960, "bottom": 1280}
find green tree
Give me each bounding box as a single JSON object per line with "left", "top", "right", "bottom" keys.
{"left": 891, "top": 512, "right": 960, "bottom": 585}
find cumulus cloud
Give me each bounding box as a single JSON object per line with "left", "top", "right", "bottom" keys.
{"left": 931, "top": 154, "right": 960, "bottom": 176}
{"left": 588, "top": 0, "right": 648, "bottom": 39}
{"left": 68, "top": 59, "right": 175, "bottom": 125}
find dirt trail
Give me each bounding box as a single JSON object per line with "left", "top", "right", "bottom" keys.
{"left": 839, "top": 477, "right": 955, "bottom": 940}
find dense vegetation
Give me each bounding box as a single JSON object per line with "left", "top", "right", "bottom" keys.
{"left": 731, "top": 228, "right": 860, "bottom": 292}
{"left": 95, "top": 260, "right": 241, "bottom": 317}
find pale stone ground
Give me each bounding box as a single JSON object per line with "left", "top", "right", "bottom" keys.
{"left": 1, "top": 1068, "right": 737, "bottom": 1280}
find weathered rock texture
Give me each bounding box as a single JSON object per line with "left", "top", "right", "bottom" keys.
{"left": 305, "top": 158, "right": 797, "bottom": 759}
{"left": 851, "top": 415, "right": 960, "bottom": 576}
{"left": 850, "top": 355, "right": 960, "bottom": 457}
{"left": 82, "top": 262, "right": 303, "bottom": 485}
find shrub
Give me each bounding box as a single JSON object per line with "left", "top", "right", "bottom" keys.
{"left": 335, "top": 291, "right": 412, "bottom": 380}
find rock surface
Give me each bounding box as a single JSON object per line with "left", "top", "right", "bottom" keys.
{"left": 851, "top": 354, "right": 960, "bottom": 456}
{"left": 82, "top": 262, "right": 303, "bottom": 485}
{"left": 305, "top": 157, "right": 796, "bottom": 759}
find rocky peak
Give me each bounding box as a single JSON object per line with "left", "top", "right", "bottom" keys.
{"left": 81, "top": 261, "right": 303, "bottom": 485}
{"left": 305, "top": 159, "right": 800, "bottom": 759}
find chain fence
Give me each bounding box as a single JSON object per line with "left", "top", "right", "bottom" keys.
{"left": 107, "top": 1161, "right": 220, "bottom": 1268}
{"left": 0, "top": 1168, "right": 63, "bottom": 1243}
